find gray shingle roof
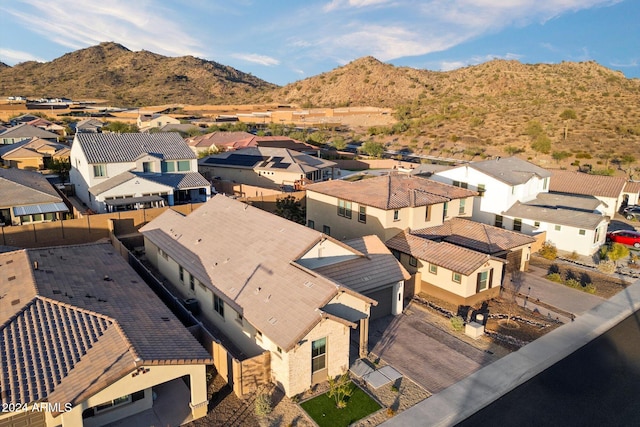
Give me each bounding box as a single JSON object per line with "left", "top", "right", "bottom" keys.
{"left": 0, "top": 168, "right": 64, "bottom": 208}
{"left": 0, "top": 123, "right": 59, "bottom": 140}
{"left": 527, "top": 192, "right": 604, "bottom": 211}
{"left": 89, "top": 171, "right": 209, "bottom": 195}
{"left": 468, "top": 156, "right": 551, "bottom": 185}
{"left": 504, "top": 202, "right": 607, "bottom": 229}
{"left": 75, "top": 133, "right": 196, "bottom": 164}
{"left": 0, "top": 242, "right": 212, "bottom": 407}
{"left": 307, "top": 173, "right": 476, "bottom": 210}
{"left": 140, "top": 195, "right": 370, "bottom": 352}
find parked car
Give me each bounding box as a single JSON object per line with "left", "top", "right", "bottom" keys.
{"left": 606, "top": 230, "right": 640, "bottom": 248}
{"left": 623, "top": 206, "right": 640, "bottom": 220}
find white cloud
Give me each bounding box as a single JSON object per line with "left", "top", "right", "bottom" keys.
{"left": 0, "top": 48, "right": 46, "bottom": 64}
{"left": 324, "top": 0, "right": 391, "bottom": 12}
{"left": 610, "top": 59, "right": 639, "bottom": 68}
{"left": 435, "top": 53, "right": 524, "bottom": 71}
{"left": 231, "top": 53, "right": 280, "bottom": 67}
{"left": 2, "top": 0, "right": 205, "bottom": 58}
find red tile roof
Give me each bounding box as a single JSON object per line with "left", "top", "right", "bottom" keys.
{"left": 550, "top": 170, "right": 626, "bottom": 198}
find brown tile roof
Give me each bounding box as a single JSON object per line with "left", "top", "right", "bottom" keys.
{"left": 140, "top": 195, "right": 370, "bottom": 352}
{"left": 550, "top": 170, "right": 626, "bottom": 198}
{"left": 0, "top": 242, "right": 212, "bottom": 407}
{"left": 313, "top": 235, "right": 410, "bottom": 294}
{"left": 307, "top": 174, "right": 477, "bottom": 210}
{"left": 412, "top": 218, "right": 535, "bottom": 254}
{"left": 386, "top": 231, "right": 497, "bottom": 275}
{"left": 624, "top": 181, "right": 640, "bottom": 194}
{"left": 185, "top": 131, "right": 255, "bottom": 149}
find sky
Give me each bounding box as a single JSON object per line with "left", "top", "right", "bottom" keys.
{"left": 0, "top": 0, "right": 638, "bottom": 86}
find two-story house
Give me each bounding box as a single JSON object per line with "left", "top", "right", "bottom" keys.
{"left": 140, "top": 195, "right": 409, "bottom": 397}
{"left": 432, "top": 157, "right": 608, "bottom": 256}
{"left": 137, "top": 114, "right": 180, "bottom": 132}
{"left": 70, "top": 133, "right": 211, "bottom": 213}
{"left": 305, "top": 173, "right": 477, "bottom": 242}
{"left": 0, "top": 123, "right": 60, "bottom": 145}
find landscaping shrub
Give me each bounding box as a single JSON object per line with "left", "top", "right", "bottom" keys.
{"left": 450, "top": 315, "right": 464, "bottom": 331}
{"left": 546, "top": 273, "right": 563, "bottom": 283}
{"left": 538, "top": 241, "right": 557, "bottom": 260}
{"left": 254, "top": 392, "right": 272, "bottom": 418}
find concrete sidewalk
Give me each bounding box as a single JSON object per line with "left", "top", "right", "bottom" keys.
{"left": 381, "top": 279, "right": 640, "bottom": 427}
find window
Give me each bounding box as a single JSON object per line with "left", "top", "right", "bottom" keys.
{"left": 391, "top": 249, "right": 400, "bottom": 260}
{"left": 311, "top": 337, "right": 327, "bottom": 373}
{"left": 425, "top": 205, "right": 431, "bottom": 221}
{"left": 177, "top": 160, "right": 190, "bottom": 171}
{"left": 409, "top": 256, "right": 417, "bottom": 267}
{"left": 256, "top": 330, "right": 263, "bottom": 341}
{"left": 323, "top": 225, "right": 331, "bottom": 235}
{"left": 358, "top": 206, "right": 366, "bottom": 223}
{"left": 93, "top": 164, "right": 106, "bottom": 177}
{"left": 443, "top": 202, "right": 448, "bottom": 219}
{"left": 458, "top": 199, "right": 466, "bottom": 215}
{"left": 143, "top": 161, "right": 154, "bottom": 173}
{"left": 534, "top": 221, "right": 540, "bottom": 228}
{"left": 393, "top": 210, "right": 400, "bottom": 221}
{"left": 307, "top": 219, "right": 315, "bottom": 229}
{"left": 337, "top": 199, "right": 352, "bottom": 218}
{"left": 214, "top": 294, "right": 224, "bottom": 317}
{"left": 477, "top": 270, "right": 489, "bottom": 291}
{"left": 477, "top": 184, "right": 486, "bottom": 197}
{"left": 158, "top": 248, "right": 168, "bottom": 260}
{"left": 161, "top": 161, "right": 175, "bottom": 172}
{"left": 32, "top": 214, "right": 43, "bottom": 222}
{"left": 495, "top": 215, "right": 503, "bottom": 228}
{"left": 95, "top": 395, "right": 132, "bottom": 413}
{"left": 179, "top": 266, "right": 184, "bottom": 282}
{"left": 20, "top": 215, "right": 31, "bottom": 223}
{"left": 511, "top": 186, "right": 515, "bottom": 195}
{"left": 429, "top": 263, "right": 437, "bottom": 274}
{"left": 452, "top": 272, "right": 462, "bottom": 283}
{"left": 189, "top": 273, "right": 195, "bottom": 291}
{"left": 579, "top": 229, "right": 586, "bottom": 236}
{"left": 514, "top": 218, "right": 522, "bottom": 232}
{"left": 453, "top": 181, "right": 468, "bottom": 189}
{"left": 555, "top": 225, "right": 562, "bottom": 231}
{"left": 44, "top": 213, "right": 55, "bottom": 221}
{"left": 236, "top": 312, "right": 243, "bottom": 325}
{"left": 543, "top": 177, "right": 548, "bottom": 190}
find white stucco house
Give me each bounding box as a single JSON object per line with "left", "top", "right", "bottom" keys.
{"left": 70, "top": 133, "right": 211, "bottom": 213}
{"left": 139, "top": 195, "right": 409, "bottom": 397}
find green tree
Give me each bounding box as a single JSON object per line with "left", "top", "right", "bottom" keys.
{"left": 274, "top": 195, "right": 305, "bottom": 224}
{"left": 103, "top": 121, "right": 138, "bottom": 133}
{"left": 552, "top": 151, "right": 572, "bottom": 164}
{"left": 560, "top": 109, "right": 577, "bottom": 140}
{"left": 504, "top": 146, "right": 525, "bottom": 156}
{"left": 332, "top": 136, "right": 347, "bottom": 151}
{"left": 531, "top": 134, "right": 551, "bottom": 155}
{"left": 606, "top": 243, "right": 629, "bottom": 266}
{"left": 327, "top": 373, "right": 354, "bottom": 409}
{"left": 50, "top": 158, "right": 71, "bottom": 182}
{"left": 361, "top": 141, "right": 385, "bottom": 158}
{"left": 307, "top": 131, "right": 328, "bottom": 145}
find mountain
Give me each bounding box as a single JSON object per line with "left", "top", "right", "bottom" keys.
{"left": 0, "top": 42, "right": 277, "bottom": 105}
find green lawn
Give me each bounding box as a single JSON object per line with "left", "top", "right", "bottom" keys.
{"left": 300, "top": 382, "right": 381, "bottom": 427}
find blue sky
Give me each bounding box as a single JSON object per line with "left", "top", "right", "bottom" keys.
{"left": 1, "top": 0, "right": 638, "bottom": 86}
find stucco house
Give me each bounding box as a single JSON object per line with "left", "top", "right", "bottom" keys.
{"left": 136, "top": 114, "right": 180, "bottom": 132}
{"left": 1, "top": 137, "right": 70, "bottom": 170}
{"left": 0, "top": 242, "right": 212, "bottom": 427}
{"left": 199, "top": 146, "right": 337, "bottom": 190}
{"left": 0, "top": 168, "right": 69, "bottom": 225}
{"left": 305, "top": 173, "right": 477, "bottom": 241}
{"left": 70, "top": 133, "right": 211, "bottom": 213}
{"left": 139, "top": 195, "right": 408, "bottom": 396}
{"left": 386, "top": 231, "right": 505, "bottom": 306}
{"left": 74, "top": 118, "right": 104, "bottom": 134}
{"left": 0, "top": 123, "right": 60, "bottom": 145}
{"left": 185, "top": 131, "right": 256, "bottom": 155}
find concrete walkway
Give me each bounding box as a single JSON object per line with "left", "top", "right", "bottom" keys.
{"left": 382, "top": 279, "right": 640, "bottom": 427}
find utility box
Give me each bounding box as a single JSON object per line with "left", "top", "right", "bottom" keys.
{"left": 465, "top": 321, "right": 484, "bottom": 339}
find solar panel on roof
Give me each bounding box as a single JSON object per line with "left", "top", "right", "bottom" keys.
{"left": 271, "top": 163, "right": 291, "bottom": 169}
{"left": 207, "top": 154, "right": 265, "bottom": 167}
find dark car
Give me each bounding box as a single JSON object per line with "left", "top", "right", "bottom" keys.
{"left": 606, "top": 230, "right": 640, "bottom": 248}
{"left": 623, "top": 206, "right": 640, "bottom": 220}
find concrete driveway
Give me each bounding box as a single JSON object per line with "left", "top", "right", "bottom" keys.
{"left": 369, "top": 304, "right": 498, "bottom": 393}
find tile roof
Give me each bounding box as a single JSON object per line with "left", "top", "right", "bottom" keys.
{"left": 200, "top": 147, "right": 336, "bottom": 174}
{"left": 1, "top": 138, "right": 68, "bottom": 159}
{"left": 0, "top": 242, "right": 212, "bottom": 407}
{"left": 140, "top": 195, "right": 369, "bottom": 352}
{"left": 504, "top": 202, "right": 607, "bottom": 229}
{"left": 412, "top": 217, "right": 535, "bottom": 253}
{"left": 307, "top": 173, "right": 477, "bottom": 210}
{"left": 75, "top": 133, "right": 196, "bottom": 164}
{"left": 89, "top": 171, "right": 209, "bottom": 195}
{"left": 0, "top": 168, "right": 64, "bottom": 208}
{"left": 253, "top": 136, "right": 320, "bottom": 154}
{"left": 526, "top": 192, "right": 604, "bottom": 211}
{"left": 386, "top": 232, "right": 496, "bottom": 275}
{"left": 549, "top": 170, "right": 626, "bottom": 198}
{"left": 185, "top": 131, "right": 254, "bottom": 149}
{"left": 624, "top": 181, "right": 640, "bottom": 194}
{"left": 0, "top": 123, "right": 59, "bottom": 140}
{"left": 312, "top": 235, "right": 410, "bottom": 294}
{"left": 466, "top": 156, "right": 552, "bottom": 185}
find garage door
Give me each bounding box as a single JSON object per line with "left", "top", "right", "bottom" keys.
{"left": 367, "top": 287, "right": 393, "bottom": 320}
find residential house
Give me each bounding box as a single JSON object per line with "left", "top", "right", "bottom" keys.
{"left": 0, "top": 168, "right": 69, "bottom": 225}
{"left": 0, "top": 242, "right": 212, "bottom": 427}
{"left": 26, "top": 117, "right": 65, "bottom": 134}
{"left": 74, "top": 118, "right": 104, "bottom": 133}
{"left": 1, "top": 137, "right": 70, "bottom": 170}
{"left": 305, "top": 173, "right": 477, "bottom": 241}
{"left": 0, "top": 123, "right": 60, "bottom": 145}
{"left": 549, "top": 170, "right": 640, "bottom": 217}
{"left": 150, "top": 123, "right": 200, "bottom": 135}
{"left": 185, "top": 131, "right": 255, "bottom": 156}
{"left": 253, "top": 136, "right": 321, "bottom": 156}
{"left": 70, "top": 133, "right": 211, "bottom": 213}
{"left": 432, "top": 157, "right": 608, "bottom": 255}
{"left": 137, "top": 114, "right": 180, "bottom": 132}
{"left": 199, "top": 146, "right": 336, "bottom": 190}
{"left": 386, "top": 232, "right": 505, "bottom": 306}
{"left": 140, "top": 195, "right": 408, "bottom": 396}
